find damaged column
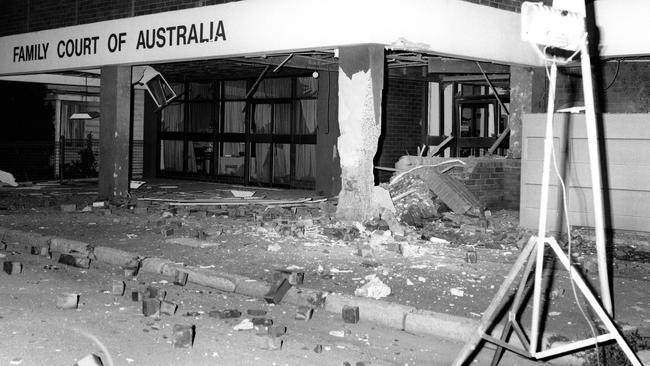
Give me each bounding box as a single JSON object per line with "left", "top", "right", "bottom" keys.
{"left": 99, "top": 65, "right": 132, "bottom": 199}
{"left": 336, "top": 44, "right": 385, "bottom": 222}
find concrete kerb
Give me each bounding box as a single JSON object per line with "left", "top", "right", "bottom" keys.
{"left": 0, "top": 227, "right": 53, "bottom": 252}
{"left": 0, "top": 228, "right": 486, "bottom": 344}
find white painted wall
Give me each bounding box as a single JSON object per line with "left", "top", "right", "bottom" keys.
{"left": 520, "top": 113, "right": 650, "bottom": 233}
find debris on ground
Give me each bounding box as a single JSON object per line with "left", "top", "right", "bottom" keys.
{"left": 354, "top": 275, "right": 391, "bottom": 299}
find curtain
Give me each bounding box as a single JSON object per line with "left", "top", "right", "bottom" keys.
{"left": 223, "top": 80, "right": 246, "bottom": 99}
{"left": 161, "top": 140, "right": 183, "bottom": 171}
{"left": 254, "top": 78, "right": 291, "bottom": 98}
{"left": 223, "top": 101, "right": 245, "bottom": 133}
{"left": 296, "top": 77, "right": 318, "bottom": 98}
{"left": 274, "top": 103, "right": 291, "bottom": 134}
{"left": 296, "top": 100, "right": 317, "bottom": 134}
{"left": 295, "top": 144, "right": 315, "bottom": 181}
{"left": 161, "top": 103, "right": 183, "bottom": 132}
{"left": 273, "top": 144, "right": 290, "bottom": 183}
{"left": 188, "top": 103, "right": 213, "bottom": 132}
{"left": 252, "top": 143, "right": 270, "bottom": 182}
{"left": 253, "top": 104, "right": 272, "bottom": 134}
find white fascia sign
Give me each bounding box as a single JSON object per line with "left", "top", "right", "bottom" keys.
{"left": 0, "top": 0, "right": 549, "bottom": 77}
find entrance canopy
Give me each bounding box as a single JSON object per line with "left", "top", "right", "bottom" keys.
{"left": 1, "top": 0, "right": 547, "bottom": 76}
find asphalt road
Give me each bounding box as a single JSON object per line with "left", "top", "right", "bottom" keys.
{"left": 0, "top": 249, "right": 543, "bottom": 366}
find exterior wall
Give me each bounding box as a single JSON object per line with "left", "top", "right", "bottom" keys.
{"left": 377, "top": 77, "right": 426, "bottom": 182}
{"left": 520, "top": 113, "right": 650, "bottom": 233}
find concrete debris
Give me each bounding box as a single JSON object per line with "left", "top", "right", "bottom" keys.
{"left": 233, "top": 318, "right": 254, "bottom": 331}
{"left": 329, "top": 330, "right": 345, "bottom": 338}
{"left": 246, "top": 309, "right": 267, "bottom": 316}
{"left": 354, "top": 275, "right": 391, "bottom": 299}
{"left": 61, "top": 204, "right": 77, "bottom": 213}
{"left": 58, "top": 254, "right": 91, "bottom": 269}
{"left": 174, "top": 270, "right": 189, "bottom": 286}
{"left": 450, "top": 288, "right": 465, "bottom": 297}
{"left": 74, "top": 353, "right": 103, "bottom": 366}
{"left": 267, "top": 244, "right": 281, "bottom": 252}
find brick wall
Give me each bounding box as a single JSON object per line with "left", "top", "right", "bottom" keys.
{"left": 376, "top": 77, "right": 426, "bottom": 182}
{"left": 461, "top": 158, "right": 521, "bottom": 210}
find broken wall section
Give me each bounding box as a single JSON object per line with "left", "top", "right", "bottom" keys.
{"left": 396, "top": 156, "right": 520, "bottom": 211}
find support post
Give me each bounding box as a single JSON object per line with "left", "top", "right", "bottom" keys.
{"left": 99, "top": 65, "right": 132, "bottom": 199}
{"left": 335, "top": 44, "right": 385, "bottom": 222}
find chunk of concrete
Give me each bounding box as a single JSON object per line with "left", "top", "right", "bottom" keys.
{"left": 140, "top": 257, "right": 174, "bottom": 275}
{"left": 264, "top": 278, "right": 291, "bottom": 304}
{"left": 74, "top": 353, "right": 103, "bottom": 366}
{"left": 403, "top": 309, "right": 478, "bottom": 341}
{"left": 56, "top": 293, "right": 79, "bottom": 309}
{"left": 3, "top": 261, "right": 22, "bottom": 275}
{"left": 50, "top": 238, "right": 91, "bottom": 257}
{"left": 93, "top": 246, "right": 139, "bottom": 267}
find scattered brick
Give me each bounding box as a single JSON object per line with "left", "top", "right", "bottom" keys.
{"left": 252, "top": 318, "right": 272, "bottom": 326}
{"left": 3, "top": 261, "right": 22, "bottom": 275}
{"left": 247, "top": 309, "right": 267, "bottom": 316}
{"left": 131, "top": 291, "right": 143, "bottom": 302}
{"left": 142, "top": 299, "right": 161, "bottom": 317}
{"left": 267, "top": 325, "right": 286, "bottom": 337}
{"left": 161, "top": 227, "right": 174, "bottom": 237}
{"left": 342, "top": 305, "right": 360, "bottom": 324}
{"left": 58, "top": 254, "right": 91, "bottom": 269}
{"left": 145, "top": 286, "right": 166, "bottom": 300}
{"left": 295, "top": 306, "right": 313, "bottom": 321}
{"left": 465, "top": 250, "right": 478, "bottom": 263}
{"left": 172, "top": 324, "right": 195, "bottom": 348}
{"left": 112, "top": 280, "right": 125, "bottom": 296}
{"left": 313, "top": 344, "right": 323, "bottom": 353}
{"left": 133, "top": 207, "right": 148, "bottom": 215}
{"left": 161, "top": 300, "right": 178, "bottom": 316}
{"left": 174, "top": 270, "right": 188, "bottom": 286}
{"left": 264, "top": 278, "right": 291, "bottom": 304}
{"left": 273, "top": 269, "right": 304, "bottom": 286}
{"left": 56, "top": 293, "right": 79, "bottom": 309}
{"left": 254, "top": 334, "right": 282, "bottom": 350}
{"left": 217, "top": 309, "right": 241, "bottom": 319}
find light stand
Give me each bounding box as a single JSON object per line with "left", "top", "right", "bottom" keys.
{"left": 452, "top": 2, "right": 642, "bottom": 365}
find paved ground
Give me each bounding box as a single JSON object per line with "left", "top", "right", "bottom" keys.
{"left": 1, "top": 179, "right": 649, "bottom": 365}
{"left": 0, "top": 250, "right": 545, "bottom": 366}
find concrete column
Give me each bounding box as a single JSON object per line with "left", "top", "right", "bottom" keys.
{"left": 142, "top": 94, "right": 158, "bottom": 179}
{"left": 335, "top": 44, "right": 384, "bottom": 222}
{"left": 99, "top": 65, "right": 132, "bottom": 199}
{"left": 508, "top": 66, "right": 545, "bottom": 159}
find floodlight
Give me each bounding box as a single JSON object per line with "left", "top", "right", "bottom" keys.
{"left": 132, "top": 66, "right": 177, "bottom": 108}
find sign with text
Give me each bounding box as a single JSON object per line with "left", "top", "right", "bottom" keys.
{"left": 0, "top": 0, "right": 544, "bottom": 76}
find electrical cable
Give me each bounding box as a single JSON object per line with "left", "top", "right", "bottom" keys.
{"left": 603, "top": 59, "right": 621, "bottom": 91}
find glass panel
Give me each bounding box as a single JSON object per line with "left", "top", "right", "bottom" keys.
{"left": 295, "top": 100, "right": 317, "bottom": 134}
{"left": 274, "top": 104, "right": 291, "bottom": 134}
{"left": 252, "top": 104, "right": 272, "bottom": 134}
{"left": 273, "top": 144, "right": 290, "bottom": 184}
{"left": 160, "top": 140, "right": 184, "bottom": 172}
{"left": 188, "top": 82, "right": 215, "bottom": 100}
{"left": 170, "top": 82, "right": 185, "bottom": 96}
{"left": 250, "top": 143, "right": 271, "bottom": 183}
{"left": 188, "top": 103, "right": 215, "bottom": 132}
{"left": 223, "top": 80, "right": 247, "bottom": 99}
{"left": 219, "top": 142, "right": 245, "bottom": 177}
{"left": 223, "top": 101, "right": 246, "bottom": 133}
{"left": 295, "top": 144, "right": 315, "bottom": 182}
{"left": 187, "top": 141, "right": 213, "bottom": 174}
{"left": 296, "top": 76, "right": 318, "bottom": 98}
{"left": 161, "top": 103, "right": 184, "bottom": 132}
{"left": 254, "top": 78, "right": 291, "bottom": 98}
